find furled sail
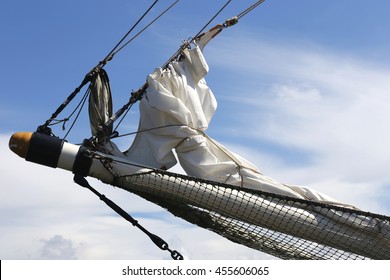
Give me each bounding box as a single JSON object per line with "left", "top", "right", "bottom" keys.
{"left": 122, "top": 38, "right": 349, "bottom": 207}
{"left": 88, "top": 35, "right": 390, "bottom": 259}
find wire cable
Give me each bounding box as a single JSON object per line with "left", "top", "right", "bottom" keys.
{"left": 100, "top": 0, "right": 160, "bottom": 66}
{"left": 110, "top": 0, "right": 180, "bottom": 60}
{"left": 237, "top": 0, "right": 266, "bottom": 19}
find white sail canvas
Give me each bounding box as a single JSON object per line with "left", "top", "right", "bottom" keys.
{"left": 123, "top": 42, "right": 351, "bottom": 207}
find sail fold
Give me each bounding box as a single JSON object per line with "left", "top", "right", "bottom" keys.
{"left": 123, "top": 43, "right": 350, "bottom": 207}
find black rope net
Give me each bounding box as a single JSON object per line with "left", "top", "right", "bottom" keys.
{"left": 104, "top": 166, "right": 390, "bottom": 260}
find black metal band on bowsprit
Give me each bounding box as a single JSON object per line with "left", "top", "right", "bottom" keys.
{"left": 72, "top": 146, "right": 93, "bottom": 177}
{"left": 26, "top": 132, "right": 64, "bottom": 168}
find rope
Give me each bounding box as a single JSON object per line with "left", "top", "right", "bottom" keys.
{"left": 110, "top": 0, "right": 180, "bottom": 60}
{"left": 112, "top": 101, "right": 135, "bottom": 133}
{"left": 62, "top": 87, "right": 90, "bottom": 140}
{"left": 100, "top": 0, "right": 160, "bottom": 66}
{"left": 237, "top": 0, "right": 267, "bottom": 19}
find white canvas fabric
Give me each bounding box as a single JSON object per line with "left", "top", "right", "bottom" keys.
{"left": 123, "top": 42, "right": 351, "bottom": 207}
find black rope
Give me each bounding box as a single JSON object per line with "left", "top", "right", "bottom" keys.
{"left": 110, "top": 0, "right": 180, "bottom": 60}
{"left": 111, "top": 124, "right": 199, "bottom": 140}
{"left": 100, "top": 0, "right": 160, "bottom": 67}
{"left": 74, "top": 174, "right": 184, "bottom": 260}
{"left": 237, "top": 0, "right": 267, "bottom": 19}
{"left": 112, "top": 102, "right": 134, "bottom": 134}
{"left": 62, "top": 87, "right": 90, "bottom": 140}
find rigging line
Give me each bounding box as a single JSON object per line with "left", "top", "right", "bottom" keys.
{"left": 114, "top": 124, "right": 184, "bottom": 138}
{"left": 111, "top": 0, "right": 180, "bottom": 59}
{"left": 114, "top": 124, "right": 208, "bottom": 140}
{"left": 192, "top": 0, "right": 233, "bottom": 43}
{"left": 237, "top": 0, "right": 267, "bottom": 19}
{"left": 162, "top": 0, "right": 233, "bottom": 69}
{"left": 58, "top": 87, "right": 90, "bottom": 129}
{"left": 112, "top": 101, "right": 134, "bottom": 133}
{"left": 63, "top": 88, "right": 90, "bottom": 140}
{"left": 100, "top": 0, "right": 160, "bottom": 66}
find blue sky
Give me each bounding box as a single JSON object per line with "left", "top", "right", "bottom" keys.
{"left": 1, "top": 0, "right": 390, "bottom": 260}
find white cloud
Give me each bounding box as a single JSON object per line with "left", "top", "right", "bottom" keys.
{"left": 39, "top": 235, "right": 78, "bottom": 259}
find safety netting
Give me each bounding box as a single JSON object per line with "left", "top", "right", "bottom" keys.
{"left": 107, "top": 167, "right": 390, "bottom": 260}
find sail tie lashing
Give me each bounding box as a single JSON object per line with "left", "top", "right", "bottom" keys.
{"left": 73, "top": 174, "right": 184, "bottom": 260}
